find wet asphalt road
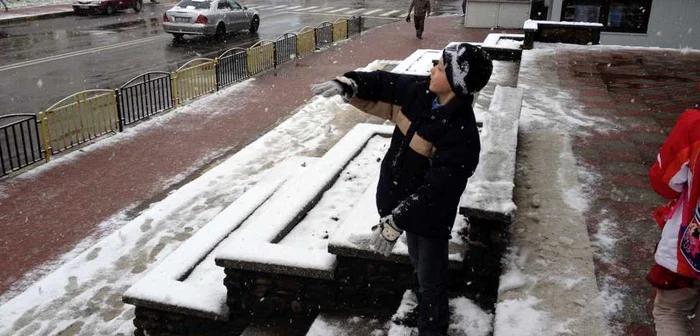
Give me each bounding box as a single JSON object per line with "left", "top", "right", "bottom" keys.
{"left": 0, "top": 0, "right": 464, "bottom": 117}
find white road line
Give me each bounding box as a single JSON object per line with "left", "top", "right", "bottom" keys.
{"left": 345, "top": 8, "right": 365, "bottom": 14}
{"left": 294, "top": 5, "right": 318, "bottom": 11}
{"left": 380, "top": 9, "right": 402, "bottom": 17}
{"left": 0, "top": 12, "right": 287, "bottom": 73}
{"left": 327, "top": 7, "right": 349, "bottom": 13}
{"left": 0, "top": 35, "right": 167, "bottom": 73}
{"left": 309, "top": 6, "right": 332, "bottom": 12}
{"left": 269, "top": 5, "right": 288, "bottom": 9}
{"left": 283, "top": 5, "right": 302, "bottom": 10}
{"left": 362, "top": 8, "right": 383, "bottom": 15}
{"left": 249, "top": 4, "right": 273, "bottom": 9}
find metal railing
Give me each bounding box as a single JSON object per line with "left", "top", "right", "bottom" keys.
{"left": 4, "top": 16, "right": 364, "bottom": 178}
{"left": 348, "top": 16, "right": 362, "bottom": 36}
{"left": 0, "top": 114, "right": 43, "bottom": 177}
{"left": 172, "top": 58, "right": 217, "bottom": 106}
{"left": 315, "top": 22, "right": 333, "bottom": 49}
{"left": 275, "top": 33, "right": 297, "bottom": 66}
{"left": 332, "top": 19, "right": 348, "bottom": 41}
{"left": 40, "top": 90, "right": 118, "bottom": 156}
{"left": 116, "top": 72, "right": 174, "bottom": 130}
{"left": 296, "top": 27, "right": 316, "bottom": 57}
{"left": 247, "top": 40, "right": 275, "bottom": 75}
{"left": 216, "top": 47, "right": 249, "bottom": 90}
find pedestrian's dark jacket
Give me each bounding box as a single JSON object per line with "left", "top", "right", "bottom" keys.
{"left": 408, "top": 0, "right": 430, "bottom": 17}
{"left": 344, "top": 70, "right": 481, "bottom": 238}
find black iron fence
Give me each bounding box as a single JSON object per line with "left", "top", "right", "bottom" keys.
{"left": 217, "top": 48, "right": 249, "bottom": 90}
{"left": 116, "top": 72, "right": 174, "bottom": 130}
{"left": 348, "top": 16, "right": 363, "bottom": 36}
{"left": 3, "top": 17, "right": 364, "bottom": 178}
{"left": 315, "top": 22, "right": 333, "bottom": 49}
{"left": 0, "top": 115, "right": 43, "bottom": 177}
{"left": 275, "top": 33, "right": 297, "bottom": 65}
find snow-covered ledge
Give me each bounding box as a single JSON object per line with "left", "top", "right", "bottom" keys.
{"left": 328, "top": 180, "right": 468, "bottom": 269}
{"left": 459, "top": 85, "right": 523, "bottom": 223}
{"left": 523, "top": 20, "right": 604, "bottom": 49}
{"left": 123, "top": 157, "right": 313, "bottom": 320}
{"left": 215, "top": 124, "right": 395, "bottom": 280}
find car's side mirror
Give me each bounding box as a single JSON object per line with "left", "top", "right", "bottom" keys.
{"left": 243, "top": 6, "right": 247, "bottom": 9}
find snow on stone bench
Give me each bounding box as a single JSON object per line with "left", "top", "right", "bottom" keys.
{"left": 214, "top": 123, "right": 393, "bottom": 279}
{"left": 523, "top": 19, "right": 604, "bottom": 49}
{"left": 328, "top": 180, "right": 468, "bottom": 270}
{"left": 122, "top": 156, "right": 315, "bottom": 320}
{"left": 459, "top": 85, "right": 522, "bottom": 224}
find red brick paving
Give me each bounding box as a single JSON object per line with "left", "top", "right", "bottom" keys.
{"left": 562, "top": 48, "right": 700, "bottom": 334}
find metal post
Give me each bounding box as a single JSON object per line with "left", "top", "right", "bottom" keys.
{"left": 115, "top": 89, "right": 124, "bottom": 132}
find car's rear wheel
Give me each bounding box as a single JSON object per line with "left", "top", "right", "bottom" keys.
{"left": 249, "top": 15, "right": 259, "bottom": 33}
{"left": 214, "top": 23, "right": 226, "bottom": 39}
{"left": 104, "top": 4, "right": 116, "bottom": 15}
{"left": 133, "top": 0, "right": 142, "bottom": 12}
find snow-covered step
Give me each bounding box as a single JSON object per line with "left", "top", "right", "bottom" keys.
{"left": 215, "top": 123, "right": 393, "bottom": 279}
{"left": 459, "top": 85, "right": 523, "bottom": 223}
{"left": 327, "top": 180, "right": 469, "bottom": 270}
{"left": 122, "top": 156, "right": 315, "bottom": 321}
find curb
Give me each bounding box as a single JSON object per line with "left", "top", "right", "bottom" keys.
{"left": 0, "top": 9, "right": 74, "bottom": 25}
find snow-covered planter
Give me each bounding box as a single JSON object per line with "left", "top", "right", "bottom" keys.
{"left": 523, "top": 20, "right": 604, "bottom": 49}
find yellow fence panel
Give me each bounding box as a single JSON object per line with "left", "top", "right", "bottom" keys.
{"left": 332, "top": 19, "right": 348, "bottom": 42}
{"left": 173, "top": 58, "right": 217, "bottom": 106}
{"left": 246, "top": 41, "right": 275, "bottom": 75}
{"left": 39, "top": 90, "right": 118, "bottom": 155}
{"left": 296, "top": 27, "right": 316, "bottom": 57}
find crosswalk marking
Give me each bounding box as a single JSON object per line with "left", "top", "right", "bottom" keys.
{"left": 309, "top": 6, "right": 332, "bottom": 12}
{"left": 362, "top": 8, "right": 383, "bottom": 15}
{"left": 250, "top": 5, "right": 409, "bottom": 18}
{"left": 294, "top": 5, "right": 318, "bottom": 11}
{"left": 345, "top": 8, "right": 366, "bottom": 14}
{"left": 327, "top": 7, "right": 349, "bottom": 13}
{"left": 380, "top": 9, "right": 402, "bottom": 16}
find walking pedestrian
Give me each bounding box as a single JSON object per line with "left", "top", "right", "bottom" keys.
{"left": 461, "top": 0, "right": 466, "bottom": 16}
{"left": 1, "top": 0, "right": 8, "bottom": 12}
{"left": 648, "top": 103, "right": 700, "bottom": 335}
{"left": 406, "top": 0, "right": 430, "bottom": 39}
{"left": 311, "top": 42, "right": 493, "bottom": 336}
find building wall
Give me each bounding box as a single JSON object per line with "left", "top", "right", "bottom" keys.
{"left": 550, "top": 0, "right": 700, "bottom": 49}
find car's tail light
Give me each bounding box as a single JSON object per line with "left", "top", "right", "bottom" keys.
{"left": 163, "top": 13, "right": 170, "bottom": 22}
{"left": 194, "top": 14, "right": 208, "bottom": 24}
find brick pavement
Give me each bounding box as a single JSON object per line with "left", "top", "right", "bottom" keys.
{"left": 558, "top": 48, "right": 700, "bottom": 334}
{"left": 0, "top": 16, "right": 509, "bottom": 299}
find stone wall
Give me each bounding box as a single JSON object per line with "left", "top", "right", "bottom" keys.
{"left": 132, "top": 306, "right": 248, "bottom": 336}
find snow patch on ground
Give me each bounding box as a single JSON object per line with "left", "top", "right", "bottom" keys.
{"left": 386, "top": 291, "right": 493, "bottom": 336}
{"left": 494, "top": 297, "right": 571, "bottom": 336}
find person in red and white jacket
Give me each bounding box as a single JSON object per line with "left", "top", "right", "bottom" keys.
{"left": 649, "top": 103, "right": 700, "bottom": 335}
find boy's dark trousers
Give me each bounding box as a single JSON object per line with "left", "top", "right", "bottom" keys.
{"left": 414, "top": 14, "right": 426, "bottom": 38}
{"left": 407, "top": 232, "right": 450, "bottom": 335}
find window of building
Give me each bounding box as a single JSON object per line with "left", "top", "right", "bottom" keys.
{"left": 561, "top": 0, "right": 652, "bottom": 33}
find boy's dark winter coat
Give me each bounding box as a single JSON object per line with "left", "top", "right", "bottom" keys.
{"left": 344, "top": 70, "right": 481, "bottom": 238}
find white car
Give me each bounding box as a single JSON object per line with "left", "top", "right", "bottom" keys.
{"left": 162, "top": 0, "right": 259, "bottom": 40}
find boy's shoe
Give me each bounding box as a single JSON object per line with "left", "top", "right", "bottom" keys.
{"left": 392, "top": 305, "right": 419, "bottom": 327}
{"left": 416, "top": 32, "right": 422, "bottom": 39}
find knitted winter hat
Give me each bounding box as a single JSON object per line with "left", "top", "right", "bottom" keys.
{"left": 442, "top": 43, "right": 493, "bottom": 97}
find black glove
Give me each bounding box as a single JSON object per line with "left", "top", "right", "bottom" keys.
{"left": 405, "top": 15, "right": 411, "bottom": 22}
{"left": 310, "top": 76, "right": 358, "bottom": 102}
